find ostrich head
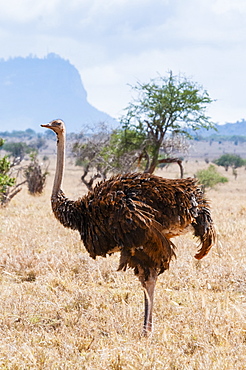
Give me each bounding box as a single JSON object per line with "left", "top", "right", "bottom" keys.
{"left": 41, "top": 119, "right": 65, "bottom": 135}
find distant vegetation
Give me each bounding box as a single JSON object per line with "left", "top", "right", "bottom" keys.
{"left": 213, "top": 154, "right": 246, "bottom": 171}
{"left": 3, "top": 142, "right": 33, "bottom": 161}
{"left": 193, "top": 134, "right": 246, "bottom": 143}
{"left": 2, "top": 136, "right": 48, "bottom": 160}
{"left": 1, "top": 127, "right": 245, "bottom": 144}
{"left": 0, "top": 128, "right": 75, "bottom": 141}
{"left": 0, "top": 128, "right": 37, "bottom": 139}
{"left": 195, "top": 164, "right": 228, "bottom": 189}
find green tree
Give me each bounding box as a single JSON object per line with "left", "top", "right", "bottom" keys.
{"left": 121, "top": 71, "right": 215, "bottom": 175}
{"left": 102, "top": 128, "right": 146, "bottom": 172}
{"left": 213, "top": 154, "right": 246, "bottom": 171}
{"left": 195, "top": 165, "right": 228, "bottom": 189}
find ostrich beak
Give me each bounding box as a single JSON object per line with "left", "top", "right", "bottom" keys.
{"left": 41, "top": 123, "right": 51, "bottom": 128}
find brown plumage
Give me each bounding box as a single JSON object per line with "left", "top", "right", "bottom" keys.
{"left": 41, "top": 119, "right": 216, "bottom": 335}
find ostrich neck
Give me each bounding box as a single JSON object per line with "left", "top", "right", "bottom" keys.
{"left": 52, "top": 132, "right": 65, "bottom": 198}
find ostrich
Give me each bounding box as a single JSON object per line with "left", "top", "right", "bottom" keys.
{"left": 41, "top": 119, "right": 216, "bottom": 335}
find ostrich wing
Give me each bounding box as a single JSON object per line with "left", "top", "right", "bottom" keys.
{"left": 79, "top": 189, "right": 176, "bottom": 272}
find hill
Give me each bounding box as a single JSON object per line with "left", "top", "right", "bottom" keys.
{"left": 215, "top": 120, "right": 246, "bottom": 136}
{"left": 191, "top": 119, "right": 246, "bottom": 138}
{"left": 0, "top": 54, "right": 117, "bottom": 132}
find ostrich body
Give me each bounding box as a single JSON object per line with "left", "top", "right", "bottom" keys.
{"left": 41, "top": 119, "right": 216, "bottom": 335}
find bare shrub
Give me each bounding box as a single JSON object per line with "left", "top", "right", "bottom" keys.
{"left": 24, "top": 153, "right": 49, "bottom": 194}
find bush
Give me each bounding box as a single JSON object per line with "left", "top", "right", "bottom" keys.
{"left": 24, "top": 153, "right": 49, "bottom": 195}
{"left": 195, "top": 164, "right": 228, "bottom": 189}
{"left": 0, "top": 139, "right": 20, "bottom": 206}
{"left": 0, "top": 161, "right": 16, "bottom": 199}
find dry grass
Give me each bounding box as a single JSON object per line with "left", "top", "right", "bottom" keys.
{"left": 0, "top": 161, "right": 245, "bottom": 369}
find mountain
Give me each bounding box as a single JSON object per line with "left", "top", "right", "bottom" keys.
{"left": 0, "top": 54, "right": 117, "bottom": 132}
{"left": 190, "top": 120, "right": 246, "bottom": 138}
{"left": 214, "top": 120, "right": 246, "bottom": 136}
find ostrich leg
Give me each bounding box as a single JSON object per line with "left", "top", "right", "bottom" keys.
{"left": 138, "top": 267, "right": 158, "bottom": 335}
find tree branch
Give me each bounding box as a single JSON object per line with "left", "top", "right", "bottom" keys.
{"left": 158, "top": 157, "right": 184, "bottom": 178}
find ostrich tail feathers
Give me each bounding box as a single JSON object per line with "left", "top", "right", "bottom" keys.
{"left": 193, "top": 208, "right": 216, "bottom": 260}
{"left": 194, "top": 223, "right": 216, "bottom": 259}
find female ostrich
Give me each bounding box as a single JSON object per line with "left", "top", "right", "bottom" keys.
{"left": 41, "top": 119, "right": 216, "bottom": 335}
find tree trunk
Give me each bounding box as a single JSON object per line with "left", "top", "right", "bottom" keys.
{"left": 144, "top": 144, "right": 161, "bottom": 174}
{"left": 145, "top": 159, "right": 158, "bottom": 174}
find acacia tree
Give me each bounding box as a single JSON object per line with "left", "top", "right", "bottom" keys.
{"left": 213, "top": 154, "right": 246, "bottom": 171}
{"left": 121, "top": 71, "right": 215, "bottom": 175}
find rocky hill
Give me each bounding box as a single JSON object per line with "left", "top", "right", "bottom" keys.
{"left": 0, "top": 54, "right": 117, "bottom": 132}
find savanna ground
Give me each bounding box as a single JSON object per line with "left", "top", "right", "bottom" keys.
{"left": 0, "top": 160, "right": 245, "bottom": 369}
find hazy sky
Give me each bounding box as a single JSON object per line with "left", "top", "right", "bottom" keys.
{"left": 1, "top": 0, "right": 246, "bottom": 125}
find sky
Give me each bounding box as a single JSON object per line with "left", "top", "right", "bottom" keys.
{"left": 0, "top": 0, "right": 246, "bottom": 125}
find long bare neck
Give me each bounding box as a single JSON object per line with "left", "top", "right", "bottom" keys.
{"left": 52, "top": 131, "right": 65, "bottom": 198}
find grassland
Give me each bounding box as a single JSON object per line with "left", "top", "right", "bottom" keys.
{"left": 0, "top": 161, "right": 245, "bottom": 369}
